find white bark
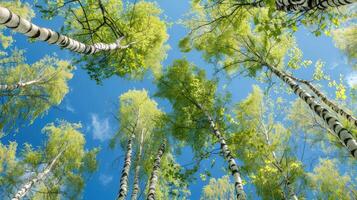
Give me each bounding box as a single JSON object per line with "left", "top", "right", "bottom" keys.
{"left": 0, "top": 79, "right": 43, "bottom": 91}
{"left": 146, "top": 142, "right": 165, "bottom": 200}
{"left": 253, "top": 0, "right": 356, "bottom": 11}
{"left": 286, "top": 74, "right": 357, "bottom": 129}
{"left": 11, "top": 148, "right": 65, "bottom": 200}
{"left": 205, "top": 113, "right": 247, "bottom": 200}
{"left": 130, "top": 131, "right": 144, "bottom": 200}
{"left": 0, "top": 6, "right": 133, "bottom": 55}
{"left": 117, "top": 137, "right": 133, "bottom": 200}
{"left": 266, "top": 64, "right": 357, "bottom": 158}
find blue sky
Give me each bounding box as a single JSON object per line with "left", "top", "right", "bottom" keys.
{"left": 1, "top": 0, "right": 356, "bottom": 199}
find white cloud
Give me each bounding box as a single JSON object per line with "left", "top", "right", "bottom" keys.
{"left": 346, "top": 73, "right": 357, "bottom": 88}
{"left": 99, "top": 174, "right": 113, "bottom": 186}
{"left": 91, "top": 114, "right": 112, "bottom": 142}
{"left": 65, "top": 101, "right": 75, "bottom": 113}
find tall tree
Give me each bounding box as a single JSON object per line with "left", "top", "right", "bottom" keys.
{"left": 0, "top": 121, "right": 99, "bottom": 200}
{"left": 181, "top": 6, "right": 357, "bottom": 158}
{"left": 0, "top": 51, "right": 73, "bottom": 132}
{"left": 36, "top": 0, "right": 169, "bottom": 82}
{"left": 156, "top": 59, "right": 246, "bottom": 199}
{"left": 111, "top": 89, "right": 163, "bottom": 200}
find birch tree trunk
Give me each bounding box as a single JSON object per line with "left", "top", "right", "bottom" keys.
{"left": 201, "top": 108, "right": 246, "bottom": 200}
{"left": 0, "top": 79, "right": 43, "bottom": 91}
{"left": 0, "top": 6, "right": 133, "bottom": 55}
{"left": 265, "top": 64, "right": 357, "bottom": 158}
{"left": 253, "top": 0, "right": 356, "bottom": 12}
{"left": 286, "top": 74, "right": 357, "bottom": 128}
{"left": 131, "top": 131, "right": 144, "bottom": 200}
{"left": 146, "top": 142, "right": 166, "bottom": 200}
{"left": 11, "top": 148, "right": 65, "bottom": 200}
{"left": 117, "top": 137, "right": 133, "bottom": 200}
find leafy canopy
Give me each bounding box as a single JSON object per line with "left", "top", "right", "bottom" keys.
{"left": 0, "top": 121, "right": 99, "bottom": 200}
{"left": 37, "top": 0, "right": 169, "bottom": 82}
{"left": 0, "top": 51, "right": 73, "bottom": 132}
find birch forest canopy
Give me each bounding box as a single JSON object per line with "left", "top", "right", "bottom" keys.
{"left": 0, "top": 0, "right": 356, "bottom": 199}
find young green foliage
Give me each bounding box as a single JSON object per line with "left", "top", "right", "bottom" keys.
{"left": 0, "top": 51, "right": 73, "bottom": 132}
{"left": 332, "top": 25, "right": 357, "bottom": 69}
{"left": 37, "top": 0, "right": 169, "bottom": 83}
{"left": 308, "top": 159, "right": 356, "bottom": 199}
{"left": 156, "top": 59, "right": 247, "bottom": 199}
{"left": 0, "top": 121, "right": 99, "bottom": 200}
{"left": 156, "top": 59, "right": 217, "bottom": 152}
{"left": 232, "top": 85, "right": 306, "bottom": 199}
{"left": 200, "top": 175, "right": 235, "bottom": 200}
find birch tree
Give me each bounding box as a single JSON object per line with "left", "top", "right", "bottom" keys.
{"left": 0, "top": 121, "right": 99, "bottom": 200}
{"left": 35, "top": 0, "right": 169, "bottom": 82}
{"left": 181, "top": 7, "right": 357, "bottom": 158}
{"left": 186, "top": 0, "right": 354, "bottom": 43}
{"left": 156, "top": 59, "right": 246, "bottom": 199}
{"left": 0, "top": 51, "right": 73, "bottom": 132}
{"left": 0, "top": 6, "right": 131, "bottom": 55}
{"left": 110, "top": 89, "right": 163, "bottom": 200}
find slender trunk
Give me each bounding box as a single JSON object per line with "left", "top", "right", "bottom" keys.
{"left": 253, "top": 0, "right": 355, "bottom": 12}
{"left": 286, "top": 74, "right": 357, "bottom": 128}
{"left": 11, "top": 148, "right": 65, "bottom": 200}
{"left": 131, "top": 131, "right": 144, "bottom": 200}
{"left": 0, "top": 79, "right": 43, "bottom": 91}
{"left": 266, "top": 64, "right": 357, "bottom": 158}
{"left": 117, "top": 137, "right": 133, "bottom": 200}
{"left": 0, "top": 7, "right": 134, "bottom": 55}
{"left": 203, "top": 109, "right": 246, "bottom": 200}
{"left": 146, "top": 142, "right": 166, "bottom": 200}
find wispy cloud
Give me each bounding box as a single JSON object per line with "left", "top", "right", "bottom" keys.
{"left": 65, "top": 101, "right": 75, "bottom": 113}
{"left": 99, "top": 174, "right": 113, "bottom": 186}
{"left": 346, "top": 72, "right": 357, "bottom": 88}
{"left": 90, "top": 114, "right": 112, "bottom": 142}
